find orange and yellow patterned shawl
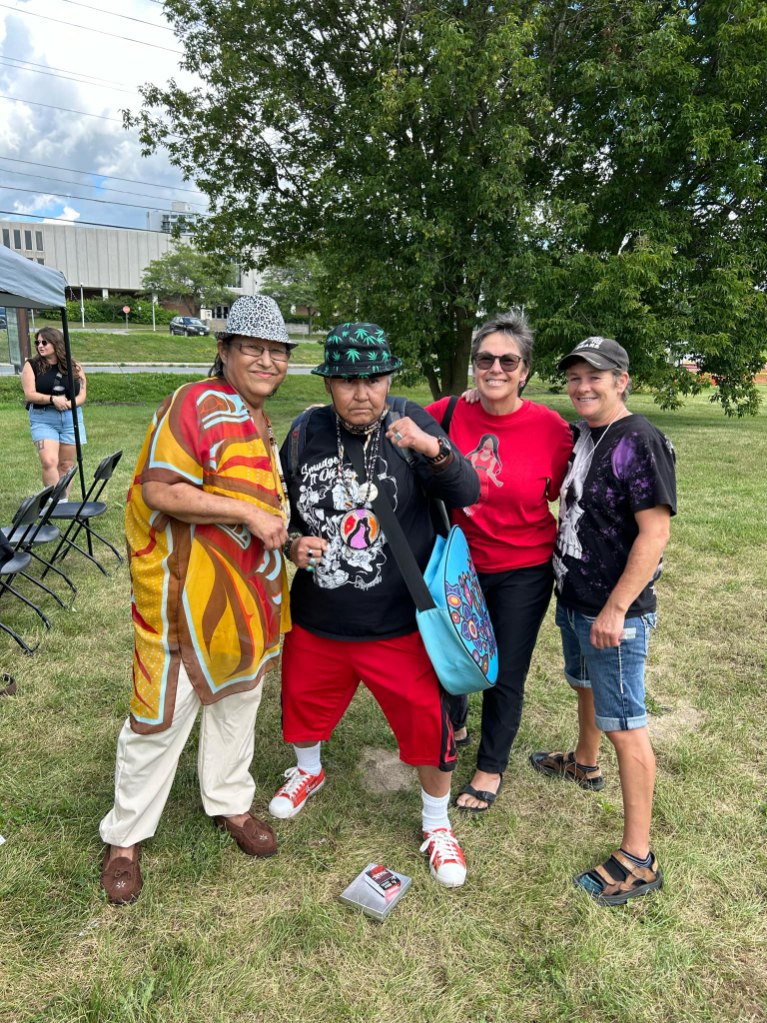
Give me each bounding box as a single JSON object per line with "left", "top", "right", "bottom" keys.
{"left": 125, "top": 378, "right": 291, "bottom": 734}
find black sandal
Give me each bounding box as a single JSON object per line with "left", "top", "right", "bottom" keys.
{"left": 453, "top": 774, "right": 503, "bottom": 813}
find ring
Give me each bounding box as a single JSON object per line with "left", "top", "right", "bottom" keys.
{"left": 394, "top": 431, "right": 402, "bottom": 440}
{"left": 306, "top": 565, "right": 315, "bottom": 574}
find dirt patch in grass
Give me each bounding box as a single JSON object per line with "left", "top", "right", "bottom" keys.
{"left": 650, "top": 701, "right": 705, "bottom": 743}
{"left": 357, "top": 747, "right": 415, "bottom": 793}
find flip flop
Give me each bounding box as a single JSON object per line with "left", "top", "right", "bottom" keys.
{"left": 453, "top": 774, "right": 503, "bottom": 813}
{"left": 454, "top": 729, "right": 471, "bottom": 748}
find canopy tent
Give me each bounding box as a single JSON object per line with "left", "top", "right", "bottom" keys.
{"left": 0, "top": 244, "right": 86, "bottom": 500}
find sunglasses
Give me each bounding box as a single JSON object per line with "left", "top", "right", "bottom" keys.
{"left": 473, "top": 352, "right": 523, "bottom": 372}
{"left": 35, "top": 339, "right": 51, "bottom": 348}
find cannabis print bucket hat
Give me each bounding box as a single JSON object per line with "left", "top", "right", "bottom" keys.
{"left": 312, "top": 322, "right": 404, "bottom": 378}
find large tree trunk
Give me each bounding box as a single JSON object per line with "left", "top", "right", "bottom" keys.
{"left": 429, "top": 309, "right": 475, "bottom": 399}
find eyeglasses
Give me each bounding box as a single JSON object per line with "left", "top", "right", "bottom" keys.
{"left": 473, "top": 352, "right": 523, "bottom": 372}
{"left": 233, "top": 341, "right": 290, "bottom": 364}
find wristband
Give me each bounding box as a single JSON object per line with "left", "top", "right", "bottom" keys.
{"left": 282, "top": 536, "right": 298, "bottom": 563}
{"left": 50, "top": 394, "right": 54, "bottom": 405}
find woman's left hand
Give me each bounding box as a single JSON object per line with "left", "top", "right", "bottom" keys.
{"left": 385, "top": 416, "right": 440, "bottom": 458}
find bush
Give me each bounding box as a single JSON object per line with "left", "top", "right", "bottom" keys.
{"left": 35, "top": 299, "right": 174, "bottom": 325}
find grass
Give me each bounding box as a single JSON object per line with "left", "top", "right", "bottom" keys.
{"left": 0, "top": 376, "right": 766, "bottom": 1023}
{"left": 26, "top": 327, "right": 323, "bottom": 366}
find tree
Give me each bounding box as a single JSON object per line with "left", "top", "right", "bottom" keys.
{"left": 260, "top": 255, "right": 325, "bottom": 335}
{"left": 131, "top": 1, "right": 767, "bottom": 412}
{"left": 141, "top": 244, "right": 236, "bottom": 315}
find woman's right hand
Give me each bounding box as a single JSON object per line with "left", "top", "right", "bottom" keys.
{"left": 246, "top": 507, "right": 289, "bottom": 550}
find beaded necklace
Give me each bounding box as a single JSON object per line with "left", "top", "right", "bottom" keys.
{"left": 334, "top": 413, "right": 382, "bottom": 506}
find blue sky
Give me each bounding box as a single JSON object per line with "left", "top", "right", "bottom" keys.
{"left": 0, "top": 0, "right": 205, "bottom": 230}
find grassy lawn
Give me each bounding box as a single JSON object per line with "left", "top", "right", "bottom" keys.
{"left": 0, "top": 375, "right": 765, "bottom": 1023}
{"left": 26, "top": 328, "right": 323, "bottom": 365}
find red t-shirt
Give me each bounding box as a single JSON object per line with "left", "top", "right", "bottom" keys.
{"left": 426, "top": 397, "right": 573, "bottom": 573}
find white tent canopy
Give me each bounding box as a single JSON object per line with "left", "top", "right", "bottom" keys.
{"left": 0, "top": 242, "right": 86, "bottom": 499}
{"left": 0, "top": 243, "right": 67, "bottom": 309}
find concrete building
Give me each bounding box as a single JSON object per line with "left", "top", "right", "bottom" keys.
{"left": 0, "top": 219, "right": 261, "bottom": 315}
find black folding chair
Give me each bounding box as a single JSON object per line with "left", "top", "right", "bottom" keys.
{"left": 44, "top": 451, "right": 124, "bottom": 577}
{"left": 1, "top": 468, "right": 78, "bottom": 605}
{"left": 0, "top": 549, "right": 48, "bottom": 654}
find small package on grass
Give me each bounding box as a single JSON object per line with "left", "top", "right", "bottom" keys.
{"left": 339, "top": 863, "right": 411, "bottom": 922}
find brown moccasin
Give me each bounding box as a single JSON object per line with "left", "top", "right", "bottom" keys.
{"left": 213, "top": 813, "right": 277, "bottom": 857}
{"left": 100, "top": 845, "right": 142, "bottom": 905}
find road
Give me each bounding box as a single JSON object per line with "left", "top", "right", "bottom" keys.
{"left": 0, "top": 363, "right": 314, "bottom": 376}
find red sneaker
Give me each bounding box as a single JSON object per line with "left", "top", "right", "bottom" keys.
{"left": 268, "top": 766, "right": 326, "bottom": 819}
{"left": 420, "top": 827, "right": 467, "bottom": 887}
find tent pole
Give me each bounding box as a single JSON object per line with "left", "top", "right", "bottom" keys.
{"left": 60, "top": 306, "right": 89, "bottom": 506}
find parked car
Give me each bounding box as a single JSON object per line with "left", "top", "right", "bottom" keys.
{"left": 169, "top": 316, "right": 210, "bottom": 336}
{"left": 0, "top": 307, "right": 6, "bottom": 330}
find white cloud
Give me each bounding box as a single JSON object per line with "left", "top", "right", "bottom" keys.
{"left": 0, "top": 0, "right": 203, "bottom": 228}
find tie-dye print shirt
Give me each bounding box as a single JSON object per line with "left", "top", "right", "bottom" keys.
{"left": 125, "top": 378, "right": 291, "bottom": 734}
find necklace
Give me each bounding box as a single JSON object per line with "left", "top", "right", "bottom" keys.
{"left": 580, "top": 408, "right": 628, "bottom": 475}
{"left": 335, "top": 414, "right": 381, "bottom": 506}
{"left": 263, "top": 413, "right": 291, "bottom": 522}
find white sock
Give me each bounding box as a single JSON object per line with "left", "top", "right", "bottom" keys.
{"left": 421, "top": 789, "right": 451, "bottom": 834}
{"left": 294, "top": 742, "right": 322, "bottom": 776}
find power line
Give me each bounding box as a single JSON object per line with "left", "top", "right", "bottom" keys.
{"left": 0, "top": 182, "right": 208, "bottom": 215}
{"left": 0, "top": 155, "right": 206, "bottom": 197}
{"left": 0, "top": 165, "right": 208, "bottom": 207}
{"left": 0, "top": 3, "right": 183, "bottom": 54}
{"left": 58, "top": 0, "right": 175, "bottom": 32}
{"left": 0, "top": 208, "right": 193, "bottom": 232}
{"left": 0, "top": 56, "right": 135, "bottom": 91}
{"left": 0, "top": 57, "right": 137, "bottom": 96}
{"left": 0, "top": 92, "right": 126, "bottom": 122}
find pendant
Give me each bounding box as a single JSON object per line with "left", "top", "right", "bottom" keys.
{"left": 357, "top": 482, "right": 378, "bottom": 503}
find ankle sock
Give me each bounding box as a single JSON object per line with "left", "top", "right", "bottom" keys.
{"left": 421, "top": 790, "right": 451, "bottom": 834}
{"left": 294, "top": 743, "right": 322, "bottom": 776}
{"left": 620, "top": 847, "right": 653, "bottom": 868}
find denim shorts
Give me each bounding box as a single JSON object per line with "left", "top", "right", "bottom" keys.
{"left": 28, "top": 406, "right": 87, "bottom": 446}
{"left": 555, "top": 601, "right": 657, "bottom": 732}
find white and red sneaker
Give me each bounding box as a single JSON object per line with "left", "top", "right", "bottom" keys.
{"left": 268, "top": 766, "right": 326, "bottom": 820}
{"left": 420, "top": 827, "right": 467, "bottom": 888}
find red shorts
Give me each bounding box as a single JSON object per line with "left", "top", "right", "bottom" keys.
{"left": 281, "top": 624, "right": 457, "bottom": 771}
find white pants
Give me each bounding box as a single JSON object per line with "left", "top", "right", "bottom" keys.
{"left": 99, "top": 663, "right": 265, "bottom": 847}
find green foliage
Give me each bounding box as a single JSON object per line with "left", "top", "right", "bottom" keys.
{"left": 36, "top": 299, "right": 174, "bottom": 325}
{"left": 260, "top": 255, "right": 326, "bottom": 332}
{"left": 140, "top": 243, "right": 237, "bottom": 312}
{"left": 130, "top": 2, "right": 767, "bottom": 411}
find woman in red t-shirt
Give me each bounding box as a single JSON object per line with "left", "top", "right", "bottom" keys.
{"left": 426, "top": 310, "right": 573, "bottom": 811}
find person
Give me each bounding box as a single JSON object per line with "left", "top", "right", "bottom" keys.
{"left": 21, "top": 327, "right": 87, "bottom": 491}
{"left": 530, "top": 336, "right": 676, "bottom": 905}
{"left": 99, "top": 295, "right": 294, "bottom": 905}
{"left": 425, "top": 310, "right": 573, "bottom": 811}
{"left": 269, "top": 322, "right": 480, "bottom": 887}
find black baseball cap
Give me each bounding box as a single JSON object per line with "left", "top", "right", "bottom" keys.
{"left": 558, "top": 336, "right": 629, "bottom": 372}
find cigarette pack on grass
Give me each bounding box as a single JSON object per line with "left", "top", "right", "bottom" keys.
{"left": 339, "top": 862, "right": 411, "bottom": 922}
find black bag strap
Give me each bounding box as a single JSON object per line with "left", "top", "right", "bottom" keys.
{"left": 441, "top": 394, "right": 459, "bottom": 435}
{"left": 345, "top": 440, "right": 436, "bottom": 614}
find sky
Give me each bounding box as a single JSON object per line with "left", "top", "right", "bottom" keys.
{"left": 0, "top": 0, "right": 205, "bottom": 230}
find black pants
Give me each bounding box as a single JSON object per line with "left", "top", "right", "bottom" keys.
{"left": 446, "top": 561, "right": 554, "bottom": 776}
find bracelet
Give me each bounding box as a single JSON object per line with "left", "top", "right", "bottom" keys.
{"left": 282, "top": 536, "right": 299, "bottom": 563}
{"left": 49, "top": 394, "right": 54, "bottom": 405}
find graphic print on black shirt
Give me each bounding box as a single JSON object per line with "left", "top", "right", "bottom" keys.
{"left": 553, "top": 415, "right": 677, "bottom": 616}
{"left": 292, "top": 447, "right": 395, "bottom": 592}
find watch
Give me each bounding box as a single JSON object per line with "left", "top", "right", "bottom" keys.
{"left": 426, "top": 435, "right": 452, "bottom": 465}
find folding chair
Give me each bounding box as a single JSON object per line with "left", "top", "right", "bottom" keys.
{"left": 44, "top": 451, "right": 124, "bottom": 577}
{"left": 0, "top": 550, "right": 48, "bottom": 654}
{"left": 1, "top": 468, "right": 78, "bottom": 605}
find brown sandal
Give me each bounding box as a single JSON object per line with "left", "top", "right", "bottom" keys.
{"left": 574, "top": 849, "right": 663, "bottom": 905}
{"left": 529, "top": 750, "right": 604, "bottom": 790}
